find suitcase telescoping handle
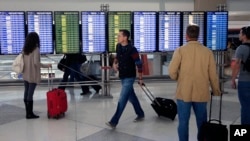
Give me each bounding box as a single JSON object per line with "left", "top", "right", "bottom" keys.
{"left": 209, "top": 92, "right": 223, "bottom": 124}
{"left": 48, "top": 67, "right": 53, "bottom": 91}
{"left": 139, "top": 83, "right": 161, "bottom": 106}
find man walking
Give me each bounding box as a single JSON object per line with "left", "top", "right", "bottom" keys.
{"left": 106, "top": 29, "right": 145, "bottom": 128}
{"left": 168, "top": 25, "right": 221, "bottom": 141}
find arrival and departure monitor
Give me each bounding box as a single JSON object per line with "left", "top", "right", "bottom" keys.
{"left": 108, "top": 11, "right": 131, "bottom": 52}
{"left": 206, "top": 11, "right": 228, "bottom": 50}
{"left": 182, "top": 12, "right": 205, "bottom": 45}
{"left": 159, "top": 12, "right": 181, "bottom": 51}
{"left": 0, "top": 11, "right": 25, "bottom": 54}
{"left": 27, "top": 11, "right": 53, "bottom": 54}
{"left": 81, "top": 11, "right": 106, "bottom": 53}
{"left": 133, "top": 11, "right": 156, "bottom": 52}
{"left": 54, "top": 11, "right": 80, "bottom": 54}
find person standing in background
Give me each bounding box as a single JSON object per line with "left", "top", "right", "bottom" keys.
{"left": 22, "top": 32, "right": 52, "bottom": 119}
{"left": 168, "top": 25, "right": 221, "bottom": 141}
{"left": 106, "top": 29, "right": 144, "bottom": 128}
{"left": 231, "top": 26, "right": 250, "bottom": 125}
{"left": 58, "top": 53, "right": 91, "bottom": 95}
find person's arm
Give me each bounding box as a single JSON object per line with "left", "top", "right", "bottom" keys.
{"left": 131, "top": 48, "right": 143, "bottom": 82}
{"left": 168, "top": 48, "right": 181, "bottom": 80}
{"left": 33, "top": 47, "right": 40, "bottom": 67}
{"left": 208, "top": 51, "right": 221, "bottom": 96}
{"left": 34, "top": 47, "right": 51, "bottom": 68}
{"left": 231, "top": 47, "right": 242, "bottom": 89}
{"left": 232, "top": 59, "right": 241, "bottom": 81}
{"left": 41, "top": 63, "right": 52, "bottom": 68}
{"left": 112, "top": 57, "right": 119, "bottom": 72}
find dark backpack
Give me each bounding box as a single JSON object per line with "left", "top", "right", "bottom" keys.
{"left": 242, "top": 43, "right": 250, "bottom": 72}
{"left": 79, "top": 54, "right": 87, "bottom": 64}
{"left": 57, "top": 55, "right": 67, "bottom": 71}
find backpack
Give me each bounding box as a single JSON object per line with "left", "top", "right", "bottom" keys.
{"left": 242, "top": 43, "right": 250, "bottom": 72}
{"left": 57, "top": 55, "right": 67, "bottom": 71}
{"left": 12, "top": 53, "right": 24, "bottom": 74}
{"left": 79, "top": 54, "right": 87, "bottom": 64}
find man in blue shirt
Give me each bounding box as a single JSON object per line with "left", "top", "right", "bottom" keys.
{"left": 232, "top": 26, "right": 250, "bottom": 125}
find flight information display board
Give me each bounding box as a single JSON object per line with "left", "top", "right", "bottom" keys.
{"left": 133, "top": 11, "right": 156, "bottom": 52}
{"left": 182, "top": 12, "right": 205, "bottom": 45}
{"left": 108, "top": 11, "right": 131, "bottom": 52}
{"left": 0, "top": 11, "right": 25, "bottom": 55}
{"left": 27, "top": 11, "right": 53, "bottom": 54}
{"left": 159, "top": 12, "right": 181, "bottom": 51}
{"left": 206, "top": 11, "right": 228, "bottom": 50}
{"left": 81, "top": 11, "right": 106, "bottom": 53}
{"left": 54, "top": 11, "right": 80, "bottom": 54}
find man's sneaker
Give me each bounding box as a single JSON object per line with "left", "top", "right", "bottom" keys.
{"left": 95, "top": 87, "right": 101, "bottom": 94}
{"left": 105, "top": 122, "right": 116, "bottom": 129}
{"left": 80, "top": 91, "right": 92, "bottom": 95}
{"left": 133, "top": 116, "right": 144, "bottom": 122}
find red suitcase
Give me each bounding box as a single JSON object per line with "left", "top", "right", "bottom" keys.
{"left": 46, "top": 69, "right": 67, "bottom": 119}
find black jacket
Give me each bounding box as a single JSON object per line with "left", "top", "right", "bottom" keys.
{"left": 116, "top": 43, "right": 137, "bottom": 79}
{"left": 65, "top": 53, "right": 87, "bottom": 65}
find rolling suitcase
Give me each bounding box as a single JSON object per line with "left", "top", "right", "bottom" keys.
{"left": 46, "top": 68, "right": 68, "bottom": 119}
{"left": 199, "top": 93, "right": 228, "bottom": 141}
{"left": 140, "top": 83, "right": 177, "bottom": 120}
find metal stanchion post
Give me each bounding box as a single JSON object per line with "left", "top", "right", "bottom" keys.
{"left": 105, "top": 52, "right": 111, "bottom": 96}
{"left": 101, "top": 53, "right": 106, "bottom": 96}
{"left": 98, "top": 53, "right": 112, "bottom": 98}
{"left": 221, "top": 51, "right": 228, "bottom": 94}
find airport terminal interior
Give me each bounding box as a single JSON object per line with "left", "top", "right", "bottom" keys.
{"left": 0, "top": 0, "right": 250, "bottom": 141}
{"left": 0, "top": 79, "right": 241, "bottom": 141}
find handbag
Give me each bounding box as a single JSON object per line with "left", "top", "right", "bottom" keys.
{"left": 80, "top": 55, "right": 97, "bottom": 75}
{"left": 57, "top": 55, "right": 67, "bottom": 71}
{"left": 12, "top": 53, "right": 24, "bottom": 74}
{"left": 81, "top": 61, "right": 95, "bottom": 75}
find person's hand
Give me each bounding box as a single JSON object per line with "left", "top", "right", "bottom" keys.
{"left": 47, "top": 64, "right": 52, "bottom": 68}
{"left": 231, "top": 79, "right": 237, "bottom": 89}
{"left": 112, "top": 62, "right": 118, "bottom": 72}
{"left": 211, "top": 89, "right": 221, "bottom": 96}
{"left": 138, "top": 79, "right": 143, "bottom": 86}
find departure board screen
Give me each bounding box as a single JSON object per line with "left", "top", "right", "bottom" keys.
{"left": 27, "top": 11, "right": 53, "bottom": 54}
{"left": 81, "top": 11, "right": 106, "bottom": 53}
{"left": 133, "top": 11, "right": 156, "bottom": 52}
{"left": 159, "top": 12, "right": 181, "bottom": 52}
{"left": 206, "top": 11, "right": 228, "bottom": 50}
{"left": 54, "top": 11, "right": 80, "bottom": 54}
{"left": 108, "top": 11, "right": 131, "bottom": 52}
{"left": 0, "top": 11, "right": 25, "bottom": 55}
{"left": 182, "top": 12, "right": 205, "bottom": 45}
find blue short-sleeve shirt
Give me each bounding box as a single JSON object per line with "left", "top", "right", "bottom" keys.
{"left": 235, "top": 44, "right": 250, "bottom": 81}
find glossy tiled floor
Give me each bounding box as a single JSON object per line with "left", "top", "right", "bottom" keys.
{"left": 0, "top": 80, "right": 240, "bottom": 141}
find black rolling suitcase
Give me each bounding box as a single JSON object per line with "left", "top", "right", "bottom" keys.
{"left": 140, "top": 83, "right": 177, "bottom": 120}
{"left": 199, "top": 93, "right": 228, "bottom": 141}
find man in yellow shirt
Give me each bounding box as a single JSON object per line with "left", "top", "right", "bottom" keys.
{"left": 168, "top": 24, "right": 221, "bottom": 141}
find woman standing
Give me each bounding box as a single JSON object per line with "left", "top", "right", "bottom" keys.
{"left": 22, "top": 32, "right": 52, "bottom": 119}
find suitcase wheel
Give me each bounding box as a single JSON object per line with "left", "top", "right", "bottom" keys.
{"left": 55, "top": 115, "right": 60, "bottom": 119}
{"left": 47, "top": 112, "right": 50, "bottom": 119}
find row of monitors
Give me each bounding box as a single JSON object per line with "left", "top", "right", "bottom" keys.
{"left": 0, "top": 11, "right": 228, "bottom": 55}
